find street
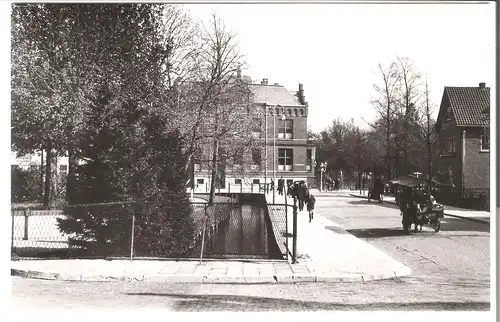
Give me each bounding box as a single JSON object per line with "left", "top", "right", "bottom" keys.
{"left": 11, "top": 194, "right": 491, "bottom": 311}
{"left": 316, "top": 193, "right": 490, "bottom": 286}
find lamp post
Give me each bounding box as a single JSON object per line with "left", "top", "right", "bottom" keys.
{"left": 320, "top": 162, "right": 327, "bottom": 192}
{"left": 273, "top": 104, "right": 285, "bottom": 203}
{"left": 264, "top": 106, "right": 268, "bottom": 193}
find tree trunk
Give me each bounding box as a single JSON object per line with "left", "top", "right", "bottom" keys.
{"left": 43, "top": 139, "right": 52, "bottom": 207}
{"left": 386, "top": 131, "right": 391, "bottom": 181}
{"left": 428, "top": 141, "right": 432, "bottom": 196}
{"left": 40, "top": 148, "right": 44, "bottom": 204}
{"left": 208, "top": 137, "right": 218, "bottom": 205}
{"left": 67, "top": 146, "right": 77, "bottom": 204}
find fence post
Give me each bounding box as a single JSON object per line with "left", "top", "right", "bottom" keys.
{"left": 130, "top": 205, "right": 135, "bottom": 262}
{"left": 285, "top": 194, "right": 288, "bottom": 261}
{"left": 292, "top": 198, "right": 298, "bottom": 264}
{"left": 229, "top": 183, "right": 231, "bottom": 194}
{"left": 240, "top": 183, "right": 243, "bottom": 194}
{"left": 11, "top": 210, "right": 14, "bottom": 250}
{"left": 200, "top": 204, "right": 208, "bottom": 264}
{"left": 23, "top": 209, "right": 29, "bottom": 241}
{"left": 251, "top": 183, "right": 253, "bottom": 193}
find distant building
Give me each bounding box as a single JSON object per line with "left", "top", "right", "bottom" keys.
{"left": 434, "top": 82, "right": 490, "bottom": 193}
{"left": 192, "top": 78, "right": 316, "bottom": 192}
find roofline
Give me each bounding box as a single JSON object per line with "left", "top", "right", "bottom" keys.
{"left": 255, "top": 102, "right": 306, "bottom": 108}
{"left": 456, "top": 124, "right": 490, "bottom": 127}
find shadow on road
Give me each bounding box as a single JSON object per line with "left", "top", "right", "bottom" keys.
{"left": 348, "top": 200, "right": 398, "bottom": 209}
{"left": 125, "top": 292, "right": 489, "bottom": 311}
{"left": 348, "top": 216, "right": 489, "bottom": 238}
{"left": 440, "top": 217, "right": 490, "bottom": 233}
{"left": 347, "top": 228, "right": 410, "bottom": 238}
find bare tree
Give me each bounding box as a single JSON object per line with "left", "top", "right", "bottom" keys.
{"left": 418, "top": 75, "right": 436, "bottom": 194}
{"left": 394, "top": 56, "right": 423, "bottom": 175}
{"left": 370, "top": 62, "right": 401, "bottom": 180}
{"left": 192, "top": 14, "right": 254, "bottom": 204}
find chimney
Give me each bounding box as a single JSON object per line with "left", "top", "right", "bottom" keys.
{"left": 479, "top": 82, "right": 486, "bottom": 89}
{"left": 236, "top": 68, "right": 241, "bottom": 79}
{"left": 261, "top": 78, "right": 268, "bottom": 85}
{"left": 298, "top": 83, "right": 305, "bottom": 105}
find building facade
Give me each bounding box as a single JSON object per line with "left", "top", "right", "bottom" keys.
{"left": 192, "top": 78, "right": 316, "bottom": 193}
{"left": 434, "top": 82, "right": 490, "bottom": 193}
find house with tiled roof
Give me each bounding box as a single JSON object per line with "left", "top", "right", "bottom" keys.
{"left": 434, "top": 82, "right": 490, "bottom": 196}
{"left": 192, "top": 77, "right": 316, "bottom": 192}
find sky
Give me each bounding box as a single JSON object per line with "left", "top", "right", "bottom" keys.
{"left": 181, "top": 2, "right": 496, "bottom": 132}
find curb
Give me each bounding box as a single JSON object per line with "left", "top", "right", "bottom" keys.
{"left": 348, "top": 194, "right": 489, "bottom": 224}
{"left": 441, "top": 213, "right": 489, "bottom": 225}
{"left": 11, "top": 267, "right": 411, "bottom": 284}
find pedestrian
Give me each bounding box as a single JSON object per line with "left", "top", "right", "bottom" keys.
{"left": 278, "top": 177, "right": 284, "bottom": 196}
{"left": 307, "top": 193, "right": 316, "bottom": 222}
{"left": 296, "top": 181, "right": 307, "bottom": 211}
{"left": 270, "top": 179, "right": 275, "bottom": 193}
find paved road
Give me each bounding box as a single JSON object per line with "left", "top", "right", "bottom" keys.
{"left": 11, "top": 276, "right": 489, "bottom": 311}
{"left": 11, "top": 194, "right": 491, "bottom": 312}
{"left": 315, "top": 194, "right": 490, "bottom": 289}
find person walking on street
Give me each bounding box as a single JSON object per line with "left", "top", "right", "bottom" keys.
{"left": 307, "top": 193, "right": 316, "bottom": 222}
{"left": 296, "top": 181, "right": 307, "bottom": 211}
{"left": 277, "top": 177, "right": 284, "bottom": 196}
{"left": 270, "top": 179, "right": 275, "bottom": 193}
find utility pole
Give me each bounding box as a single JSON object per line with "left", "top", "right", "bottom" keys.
{"left": 264, "top": 106, "right": 268, "bottom": 193}
{"left": 425, "top": 75, "right": 432, "bottom": 196}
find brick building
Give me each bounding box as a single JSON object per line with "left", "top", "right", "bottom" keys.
{"left": 434, "top": 82, "right": 490, "bottom": 194}
{"left": 192, "top": 78, "right": 316, "bottom": 192}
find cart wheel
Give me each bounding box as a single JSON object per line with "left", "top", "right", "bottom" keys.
{"left": 433, "top": 219, "right": 441, "bottom": 232}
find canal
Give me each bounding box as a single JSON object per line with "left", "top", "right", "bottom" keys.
{"left": 195, "top": 194, "right": 285, "bottom": 260}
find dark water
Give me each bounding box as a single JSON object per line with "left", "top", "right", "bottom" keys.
{"left": 205, "top": 204, "right": 281, "bottom": 259}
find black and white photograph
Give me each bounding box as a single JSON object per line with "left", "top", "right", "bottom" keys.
{"left": 8, "top": 0, "right": 496, "bottom": 317}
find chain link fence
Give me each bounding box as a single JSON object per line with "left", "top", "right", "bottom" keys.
{"left": 11, "top": 199, "right": 290, "bottom": 261}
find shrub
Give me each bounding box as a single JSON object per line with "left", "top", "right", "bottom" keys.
{"left": 57, "top": 202, "right": 134, "bottom": 256}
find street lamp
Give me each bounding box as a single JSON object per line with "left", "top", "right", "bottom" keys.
{"left": 273, "top": 104, "right": 285, "bottom": 203}
{"left": 320, "top": 162, "right": 327, "bottom": 192}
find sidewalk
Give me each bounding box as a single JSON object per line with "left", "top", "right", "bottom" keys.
{"left": 348, "top": 193, "right": 490, "bottom": 224}
{"left": 11, "top": 191, "right": 411, "bottom": 284}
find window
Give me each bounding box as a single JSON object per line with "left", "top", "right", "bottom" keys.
{"left": 235, "top": 178, "right": 242, "bottom": 185}
{"left": 306, "top": 149, "right": 312, "bottom": 171}
{"left": 481, "top": 127, "right": 490, "bottom": 151}
{"left": 278, "top": 148, "right": 293, "bottom": 171}
{"left": 445, "top": 106, "right": 451, "bottom": 122}
{"left": 251, "top": 148, "right": 261, "bottom": 169}
{"left": 443, "top": 136, "right": 456, "bottom": 153}
{"left": 278, "top": 120, "right": 293, "bottom": 139}
{"left": 197, "top": 178, "right": 204, "bottom": 185}
{"left": 233, "top": 150, "right": 243, "bottom": 169}
{"left": 251, "top": 118, "right": 261, "bottom": 138}
{"left": 194, "top": 150, "right": 202, "bottom": 171}
{"left": 253, "top": 179, "right": 260, "bottom": 184}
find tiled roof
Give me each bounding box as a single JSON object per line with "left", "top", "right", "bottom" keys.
{"left": 445, "top": 86, "right": 490, "bottom": 126}
{"left": 249, "top": 84, "right": 303, "bottom": 106}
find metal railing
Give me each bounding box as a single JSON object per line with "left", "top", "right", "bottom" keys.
{"left": 192, "top": 183, "right": 273, "bottom": 194}
{"left": 11, "top": 199, "right": 293, "bottom": 261}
